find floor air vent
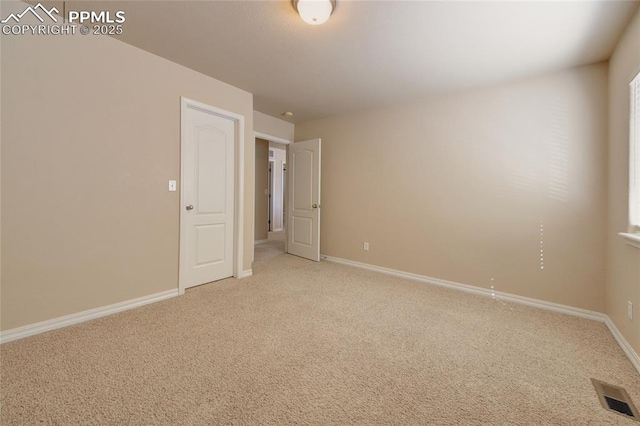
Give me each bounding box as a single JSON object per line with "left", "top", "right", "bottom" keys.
{"left": 592, "top": 378, "right": 639, "bottom": 421}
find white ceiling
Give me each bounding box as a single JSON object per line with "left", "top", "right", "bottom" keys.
{"left": 105, "top": 0, "right": 639, "bottom": 123}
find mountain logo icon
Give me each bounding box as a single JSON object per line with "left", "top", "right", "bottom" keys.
{"left": 1, "top": 3, "right": 59, "bottom": 24}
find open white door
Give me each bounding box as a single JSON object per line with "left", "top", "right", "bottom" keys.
{"left": 287, "top": 138, "right": 321, "bottom": 261}
{"left": 180, "top": 100, "right": 236, "bottom": 291}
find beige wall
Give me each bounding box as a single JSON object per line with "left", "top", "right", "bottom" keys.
{"left": 607, "top": 9, "right": 640, "bottom": 353}
{"left": 296, "top": 63, "right": 608, "bottom": 312}
{"left": 1, "top": 4, "right": 254, "bottom": 330}
{"left": 255, "top": 138, "right": 269, "bottom": 241}
{"left": 254, "top": 111, "right": 294, "bottom": 142}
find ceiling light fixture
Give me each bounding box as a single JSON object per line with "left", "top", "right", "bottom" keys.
{"left": 293, "top": 0, "right": 336, "bottom": 26}
{"left": 282, "top": 112, "right": 294, "bottom": 117}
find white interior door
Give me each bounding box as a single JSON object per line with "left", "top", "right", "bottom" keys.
{"left": 287, "top": 138, "right": 321, "bottom": 261}
{"left": 180, "top": 103, "right": 235, "bottom": 290}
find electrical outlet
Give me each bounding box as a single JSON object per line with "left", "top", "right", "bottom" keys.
{"left": 363, "top": 242, "right": 369, "bottom": 251}
{"left": 629, "top": 301, "right": 633, "bottom": 320}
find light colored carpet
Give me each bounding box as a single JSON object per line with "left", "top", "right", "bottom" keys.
{"left": 1, "top": 240, "right": 639, "bottom": 424}
{"left": 255, "top": 231, "right": 285, "bottom": 262}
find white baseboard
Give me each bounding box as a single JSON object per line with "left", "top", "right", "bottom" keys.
{"left": 0, "top": 289, "right": 179, "bottom": 344}
{"left": 254, "top": 239, "right": 269, "bottom": 245}
{"left": 605, "top": 318, "right": 640, "bottom": 373}
{"left": 238, "top": 269, "right": 253, "bottom": 278}
{"left": 4, "top": 256, "right": 639, "bottom": 375}
{"left": 322, "top": 255, "right": 604, "bottom": 321}
{"left": 321, "top": 254, "right": 640, "bottom": 373}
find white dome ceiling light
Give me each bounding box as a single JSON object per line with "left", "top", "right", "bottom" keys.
{"left": 293, "top": 0, "right": 336, "bottom": 26}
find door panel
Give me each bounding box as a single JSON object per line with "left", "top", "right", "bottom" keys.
{"left": 292, "top": 150, "right": 313, "bottom": 209}
{"left": 195, "top": 224, "right": 225, "bottom": 265}
{"left": 181, "top": 105, "right": 235, "bottom": 289}
{"left": 292, "top": 217, "right": 313, "bottom": 245}
{"left": 287, "top": 138, "right": 321, "bottom": 261}
{"left": 197, "top": 130, "right": 227, "bottom": 213}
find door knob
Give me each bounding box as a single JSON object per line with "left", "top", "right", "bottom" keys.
{"left": 312, "top": 204, "right": 319, "bottom": 209}
{"left": 186, "top": 204, "right": 194, "bottom": 211}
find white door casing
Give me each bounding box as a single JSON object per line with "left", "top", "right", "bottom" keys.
{"left": 287, "top": 138, "right": 321, "bottom": 261}
{"left": 180, "top": 98, "right": 245, "bottom": 293}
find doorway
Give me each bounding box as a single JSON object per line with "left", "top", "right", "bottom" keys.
{"left": 254, "top": 135, "right": 289, "bottom": 261}
{"left": 268, "top": 144, "right": 286, "bottom": 233}
{"left": 253, "top": 134, "right": 322, "bottom": 263}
